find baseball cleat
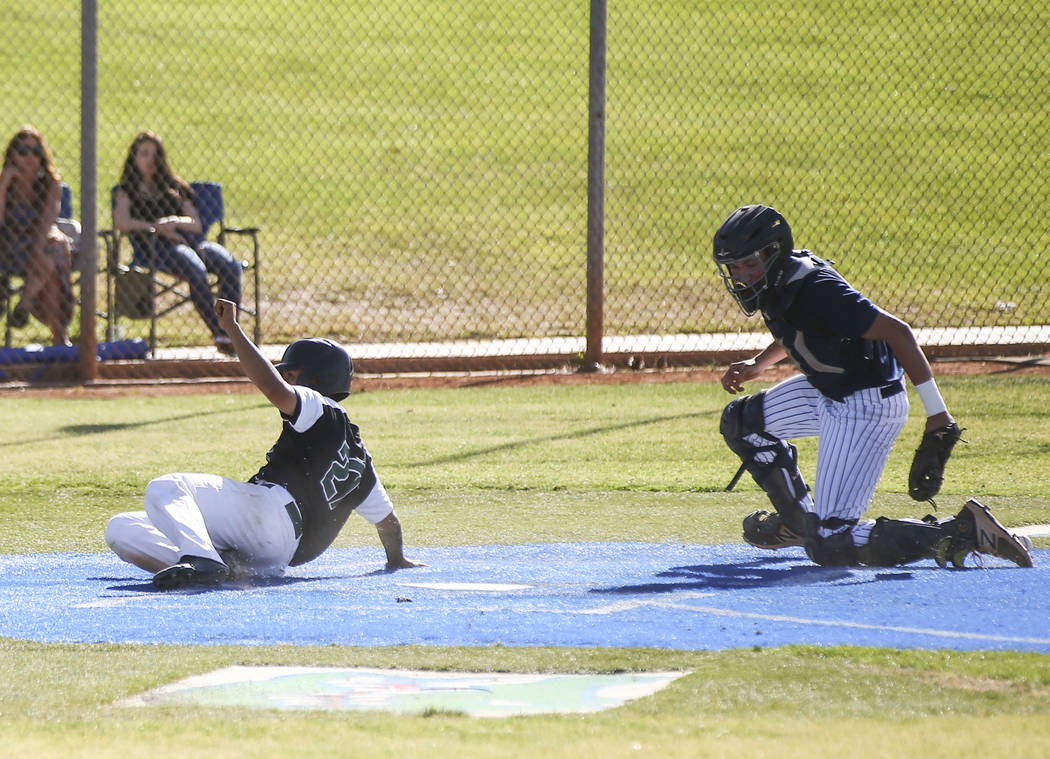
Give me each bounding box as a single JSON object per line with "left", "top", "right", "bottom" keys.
{"left": 935, "top": 499, "right": 1033, "bottom": 568}
{"left": 742, "top": 509, "right": 805, "bottom": 550}
{"left": 153, "top": 555, "right": 230, "bottom": 589}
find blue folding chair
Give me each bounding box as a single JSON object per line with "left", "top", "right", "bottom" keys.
{"left": 59, "top": 183, "right": 73, "bottom": 219}
{"left": 188, "top": 181, "right": 261, "bottom": 343}
{"left": 101, "top": 181, "right": 262, "bottom": 354}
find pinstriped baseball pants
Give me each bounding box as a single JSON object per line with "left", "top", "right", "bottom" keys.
{"left": 759, "top": 373, "right": 910, "bottom": 543}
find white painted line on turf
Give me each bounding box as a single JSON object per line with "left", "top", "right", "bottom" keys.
{"left": 660, "top": 601, "right": 1050, "bottom": 646}
{"left": 398, "top": 582, "right": 533, "bottom": 592}
{"left": 75, "top": 595, "right": 164, "bottom": 608}
{"left": 576, "top": 591, "right": 716, "bottom": 615}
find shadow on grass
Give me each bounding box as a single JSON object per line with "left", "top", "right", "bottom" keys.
{"left": 0, "top": 400, "right": 270, "bottom": 446}
{"left": 63, "top": 400, "right": 270, "bottom": 436}
{"left": 398, "top": 410, "right": 719, "bottom": 468}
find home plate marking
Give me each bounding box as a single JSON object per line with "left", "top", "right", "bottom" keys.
{"left": 398, "top": 582, "right": 533, "bottom": 592}
{"left": 119, "top": 666, "right": 688, "bottom": 716}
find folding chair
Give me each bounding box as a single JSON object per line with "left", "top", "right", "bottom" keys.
{"left": 101, "top": 181, "right": 262, "bottom": 354}
{"left": 0, "top": 273, "right": 18, "bottom": 348}
{"left": 57, "top": 183, "right": 82, "bottom": 261}
{"left": 189, "top": 182, "right": 261, "bottom": 343}
{"left": 59, "top": 183, "right": 73, "bottom": 219}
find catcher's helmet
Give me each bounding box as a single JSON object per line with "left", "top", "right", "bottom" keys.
{"left": 712, "top": 204, "right": 794, "bottom": 315}
{"left": 276, "top": 338, "right": 353, "bottom": 401}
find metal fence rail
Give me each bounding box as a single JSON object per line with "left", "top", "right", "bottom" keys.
{"left": 2, "top": 1, "right": 1047, "bottom": 381}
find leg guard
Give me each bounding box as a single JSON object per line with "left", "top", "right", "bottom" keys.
{"left": 802, "top": 512, "right": 858, "bottom": 566}
{"left": 721, "top": 392, "right": 809, "bottom": 532}
{"left": 854, "top": 516, "right": 947, "bottom": 567}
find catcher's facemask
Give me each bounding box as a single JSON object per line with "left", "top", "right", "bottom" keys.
{"left": 714, "top": 241, "right": 783, "bottom": 316}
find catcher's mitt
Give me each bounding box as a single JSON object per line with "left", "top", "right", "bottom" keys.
{"left": 908, "top": 421, "right": 964, "bottom": 502}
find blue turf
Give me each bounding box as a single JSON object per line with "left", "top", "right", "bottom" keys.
{"left": 1, "top": 543, "right": 1047, "bottom": 651}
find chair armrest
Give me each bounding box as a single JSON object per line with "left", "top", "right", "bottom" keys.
{"left": 99, "top": 227, "right": 160, "bottom": 271}
{"left": 97, "top": 229, "right": 118, "bottom": 268}
{"left": 217, "top": 226, "right": 260, "bottom": 269}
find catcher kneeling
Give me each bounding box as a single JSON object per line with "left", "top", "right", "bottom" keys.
{"left": 711, "top": 204, "right": 1032, "bottom": 569}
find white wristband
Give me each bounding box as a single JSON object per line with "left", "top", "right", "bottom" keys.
{"left": 914, "top": 378, "right": 947, "bottom": 416}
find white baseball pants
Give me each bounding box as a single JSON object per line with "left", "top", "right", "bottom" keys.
{"left": 760, "top": 373, "right": 909, "bottom": 543}
{"left": 106, "top": 472, "right": 396, "bottom": 577}
{"left": 105, "top": 474, "right": 301, "bottom": 576}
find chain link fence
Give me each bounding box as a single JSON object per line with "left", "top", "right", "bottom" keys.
{"left": 2, "top": 0, "right": 1047, "bottom": 380}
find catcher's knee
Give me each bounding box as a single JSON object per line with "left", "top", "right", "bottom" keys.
{"left": 804, "top": 534, "right": 858, "bottom": 566}
{"left": 720, "top": 392, "right": 767, "bottom": 449}
{"left": 721, "top": 392, "right": 808, "bottom": 524}
{"left": 720, "top": 392, "right": 795, "bottom": 470}
{"left": 802, "top": 513, "right": 858, "bottom": 566}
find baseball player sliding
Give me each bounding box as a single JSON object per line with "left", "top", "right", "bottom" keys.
{"left": 105, "top": 299, "right": 423, "bottom": 588}
{"left": 712, "top": 204, "right": 1032, "bottom": 568}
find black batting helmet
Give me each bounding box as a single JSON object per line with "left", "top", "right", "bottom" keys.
{"left": 276, "top": 338, "right": 354, "bottom": 401}
{"left": 712, "top": 204, "right": 794, "bottom": 315}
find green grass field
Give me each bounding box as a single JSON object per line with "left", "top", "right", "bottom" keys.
{"left": 1, "top": 374, "right": 1049, "bottom": 756}
{"left": 3, "top": 1, "right": 1048, "bottom": 345}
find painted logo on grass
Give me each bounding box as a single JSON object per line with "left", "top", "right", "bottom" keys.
{"left": 121, "top": 666, "right": 687, "bottom": 717}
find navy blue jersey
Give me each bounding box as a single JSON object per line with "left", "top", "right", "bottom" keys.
{"left": 762, "top": 252, "right": 902, "bottom": 401}
{"left": 251, "top": 386, "right": 378, "bottom": 566}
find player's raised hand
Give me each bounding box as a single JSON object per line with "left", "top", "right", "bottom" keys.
{"left": 215, "top": 298, "right": 238, "bottom": 330}
{"left": 722, "top": 358, "right": 760, "bottom": 394}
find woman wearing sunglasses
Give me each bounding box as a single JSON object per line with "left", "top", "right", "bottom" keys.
{"left": 0, "top": 126, "right": 74, "bottom": 346}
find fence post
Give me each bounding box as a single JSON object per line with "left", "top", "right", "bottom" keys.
{"left": 581, "top": 0, "right": 607, "bottom": 372}
{"left": 79, "top": 0, "right": 98, "bottom": 382}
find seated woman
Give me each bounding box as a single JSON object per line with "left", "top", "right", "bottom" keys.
{"left": 113, "top": 130, "right": 242, "bottom": 355}
{"left": 0, "top": 126, "right": 74, "bottom": 346}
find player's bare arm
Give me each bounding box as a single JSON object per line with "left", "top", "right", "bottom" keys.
{"left": 721, "top": 340, "right": 787, "bottom": 394}
{"left": 375, "top": 512, "right": 425, "bottom": 570}
{"left": 215, "top": 298, "right": 298, "bottom": 415}
{"left": 862, "top": 311, "right": 953, "bottom": 430}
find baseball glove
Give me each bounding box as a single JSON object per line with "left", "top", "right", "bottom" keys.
{"left": 908, "top": 421, "right": 964, "bottom": 502}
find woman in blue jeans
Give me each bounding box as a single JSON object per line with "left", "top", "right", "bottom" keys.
{"left": 113, "top": 130, "right": 241, "bottom": 355}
